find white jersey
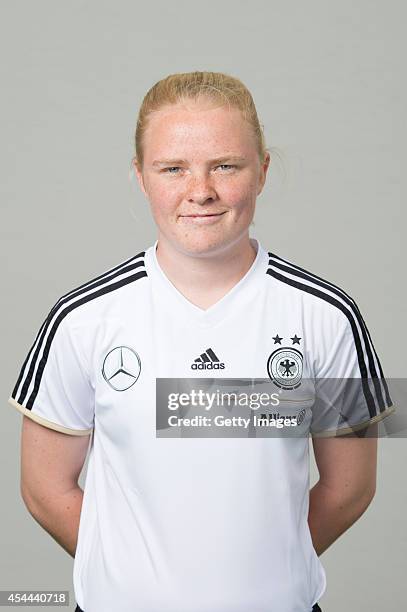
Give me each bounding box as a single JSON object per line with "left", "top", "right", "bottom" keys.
{"left": 9, "top": 237, "right": 394, "bottom": 612}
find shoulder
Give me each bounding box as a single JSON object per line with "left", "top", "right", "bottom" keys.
{"left": 263, "top": 250, "right": 389, "bottom": 385}
{"left": 46, "top": 249, "right": 148, "bottom": 331}
{"left": 264, "top": 249, "right": 362, "bottom": 332}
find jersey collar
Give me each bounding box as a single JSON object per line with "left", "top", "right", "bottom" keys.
{"left": 144, "top": 236, "right": 269, "bottom": 328}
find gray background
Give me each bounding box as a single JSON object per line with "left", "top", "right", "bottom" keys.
{"left": 1, "top": 1, "right": 405, "bottom": 610}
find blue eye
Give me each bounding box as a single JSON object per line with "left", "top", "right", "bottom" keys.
{"left": 218, "top": 164, "right": 235, "bottom": 171}
{"left": 163, "top": 167, "right": 181, "bottom": 174}
{"left": 162, "top": 164, "right": 236, "bottom": 174}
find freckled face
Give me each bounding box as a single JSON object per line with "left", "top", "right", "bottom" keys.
{"left": 134, "top": 99, "right": 269, "bottom": 257}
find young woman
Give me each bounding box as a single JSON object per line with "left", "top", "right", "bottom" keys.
{"left": 9, "top": 71, "right": 394, "bottom": 612}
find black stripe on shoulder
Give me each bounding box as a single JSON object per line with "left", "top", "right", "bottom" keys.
{"left": 268, "top": 251, "right": 386, "bottom": 379}
{"left": 267, "top": 252, "right": 384, "bottom": 379}
{"left": 49, "top": 250, "right": 146, "bottom": 316}
{"left": 13, "top": 252, "right": 148, "bottom": 411}
{"left": 266, "top": 254, "right": 391, "bottom": 417}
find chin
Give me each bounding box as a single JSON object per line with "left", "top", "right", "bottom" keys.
{"left": 172, "top": 232, "right": 237, "bottom": 257}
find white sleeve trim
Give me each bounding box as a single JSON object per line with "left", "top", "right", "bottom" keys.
{"left": 8, "top": 397, "right": 94, "bottom": 437}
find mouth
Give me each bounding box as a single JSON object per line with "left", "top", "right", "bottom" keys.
{"left": 180, "top": 212, "right": 226, "bottom": 218}
{"left": 178, "top": 211, "right": 227, "bottom": 225}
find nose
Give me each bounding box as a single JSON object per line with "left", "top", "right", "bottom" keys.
{"left": 185, "top": 173, "right": 217, "bottom": 205}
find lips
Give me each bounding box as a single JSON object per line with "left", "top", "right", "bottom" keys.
{"left": 178, "top": 211, "right": 227, "bottom": 225}
{"left": 180, "top": 212, "right": 226, "bottom": 218}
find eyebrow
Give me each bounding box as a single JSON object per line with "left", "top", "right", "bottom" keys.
{"left": 151, "top": 156, "right": 247, "bottom": 167}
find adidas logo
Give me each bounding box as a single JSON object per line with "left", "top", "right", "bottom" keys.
{"left": 191, "top": 348, "right": 225, "bottom": 370}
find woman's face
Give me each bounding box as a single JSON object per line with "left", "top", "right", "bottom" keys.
{"left": 134, "top": 98, "right": 270, "bottom": 256}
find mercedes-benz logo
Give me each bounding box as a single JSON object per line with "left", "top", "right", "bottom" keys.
{"left": 102, "top": 346, "right": 141, "bottom": 391}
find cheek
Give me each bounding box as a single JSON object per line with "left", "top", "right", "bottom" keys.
{"left": 220, "top": 172, "right": 259, "bottom": 202}
{"left": 149, "top": 181, "right": 175, "bottom": 200}
{"left": 147, "top": 182, "right": 180, "bottom": 217}
{"left": 224, "top": 180, "right": 258, "bottom": 211}
{"left": 149, "top": 200, "right": 175, "bottom": 225}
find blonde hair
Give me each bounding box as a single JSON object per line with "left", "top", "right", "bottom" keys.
{"left": 132, "top": 71, "right": 269, "bottom": 170}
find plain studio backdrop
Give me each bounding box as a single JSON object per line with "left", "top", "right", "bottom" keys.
{"left": 1, "top": 1, "right": 405, "bottom": 611}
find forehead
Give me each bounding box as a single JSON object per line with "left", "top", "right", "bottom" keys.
{"left": 143, "top": 101, "right": 256, "bottom": 157}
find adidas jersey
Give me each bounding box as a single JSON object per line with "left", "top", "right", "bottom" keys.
{"left": 8, "top": 237, "right": 394, "bottom": 612}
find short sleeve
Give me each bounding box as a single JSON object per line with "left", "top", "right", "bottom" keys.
{"left": 8, "top": 305, "right": 95, "bottom": 436}
{"left": 310, "top": 309, "right": 395, "bottom": 437}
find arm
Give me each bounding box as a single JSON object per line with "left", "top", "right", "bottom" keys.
{"left": 308, "top": 423, "right": 378, "bottom": 556}
{"left": 20, "top": 415, "right": 91, "bottom": 558}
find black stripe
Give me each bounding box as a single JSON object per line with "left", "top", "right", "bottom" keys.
{"left": 24, "top": 270, "right": 148, "bottom": 410}
{"left": 206, "top": 348, "right": 220, "bottom": 362}
{"left": 200, "top": 353, "right": 210, "bottom": 363}
{"left": 12, "top": 252, "right": 146, "bottom": 401}
{"left": 267, "top": 255, "right": 391, "bottom": 407}
{"left": 269, "top": 252, "right": 388, "bottom": 382}
{"left": 49, "top": 256, "right": 146, "bottom": 317}
{"left": 12, "top": 261, "right": 147, "bottom": 410}
{"left": 268, "top": 257, "right": 380, "bottom": 375}
{"left": 13, "top": 256, "right": 146, "bottom": 402}
{"left": 266, "top": 266, "right": 388, "bottom": 418}
{"left": 49, "top": 252, "right": 146, "bottom": 315}
{"left": 12, "top": 317, "right": 50, "bottom": 400}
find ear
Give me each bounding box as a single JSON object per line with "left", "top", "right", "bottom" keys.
{"left": 133, "top": 158, "right": 147, "bottom": 197}
{"left": 257, "top": 151, "right": 271, "bottom": 195}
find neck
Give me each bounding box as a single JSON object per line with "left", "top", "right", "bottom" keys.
{"left": 155, "top": 234, "right": 258, "bottom": 310}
